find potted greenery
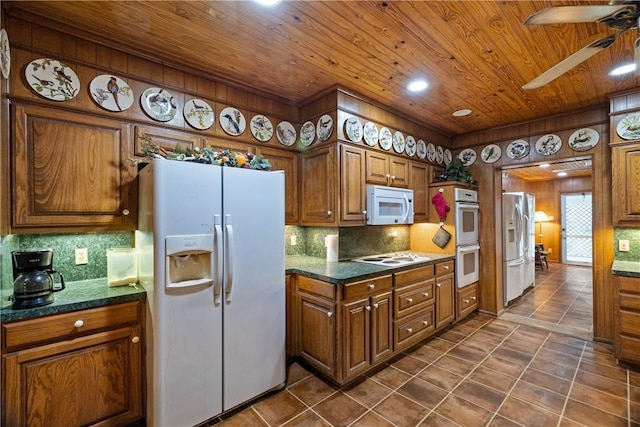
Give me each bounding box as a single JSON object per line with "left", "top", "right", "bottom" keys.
{"left": 444, "top": 158, "right": 474, "bottom": 184}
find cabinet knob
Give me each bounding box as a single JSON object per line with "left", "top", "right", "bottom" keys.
{"left": 132, "top": 336, "right": 140, "bottom": 344}
{"left": 407, "top": 327, "right": 413, "bottom": 333}
{"left": 362, "top": 210, "right": 367, "bottom": 215}
{"left": 443, "top": 265, "right": 449, "bottom": 270}
{"left": 406, "top": 297, "right": 413, "bottom": 304}
{"left": 422, "top": 292, "right": 429, "bottom": 297}
{"left": 391, "top": 175, "right": 396, "bottom": 181}
{"left": 367, "top": 283, "right": 375, "bottom": 290}
{"left": 437, "top": 283, "right": 442, "bottom": 288}
{"left": 74, "top": 320, "right": 84, "bottom": 328}
{"left": 327, "top": 311, "right": 333, "bottom": 318}
{"left": 366, "top": 305, "right": 371, "bottom": 311}
{"left": 386, "top": 174, "right": 391, "bottom": 179}
{"left": 327, "top": 210, "right": 332, "bottom": 216}
{"left": 471, "top": 296, "right": 477, "bottom": 301}
{"left": 422, "top": 320, "right": 429, "bottom": 326}
{"left": 373, "top": 303, "right": 379, "bottom": 309}
{"left": 122, "top": 209, "right": 130, "bottom": 216}
{"left": 464, "top": 299, "right": 470, "bottom": 304}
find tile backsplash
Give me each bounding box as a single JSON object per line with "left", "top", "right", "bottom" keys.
{"left": 1, "top": 232, "right": 133, "bottom": 292}
{"left": 614, "top": 228, "right": 640, "bottom": 261}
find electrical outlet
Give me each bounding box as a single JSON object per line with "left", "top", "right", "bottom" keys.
{"left": 75, "top": 248, "right": 88, "bottom": 265}
{"left": 619, "top": 240, "right": 630, "bottom": 252}
{"left": 290, "top": 235, "right": 297, "bottom": 246}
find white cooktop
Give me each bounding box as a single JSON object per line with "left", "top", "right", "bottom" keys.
{"left": 351, "top": 253, "right": 431, "bottom": 267}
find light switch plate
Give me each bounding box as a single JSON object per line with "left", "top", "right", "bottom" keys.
{"left": 619, "top": 240, "right": 630, "bottom": 252}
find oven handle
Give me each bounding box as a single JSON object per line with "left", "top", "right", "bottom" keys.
{"left": 456, "top": 203, "right": 479, "bottom": 210}
{"left": 457, "top": 244, "right": 480, "bottom": 252}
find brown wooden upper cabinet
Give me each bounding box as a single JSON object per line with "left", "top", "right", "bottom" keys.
{"left": 409, "top": 161, "right": 430, "bottom": 223}
{"left": 11, "top": 104, "right": 137, "bottom": 233}
{"left": 365, "top": 151, "right": 409, "bottom": 188}
{"left": 256, "top": 147, "right": 300, "bottom": 224}
{"left": 611, "top": 141, "right": 640, "bottom": 226}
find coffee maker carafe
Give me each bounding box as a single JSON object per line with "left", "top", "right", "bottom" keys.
{"left": 11, "top": 249, "right": 66, "bottom": 309}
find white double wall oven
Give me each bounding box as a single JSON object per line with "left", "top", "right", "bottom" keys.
{"left": 454, "top": 188, "right": 480, "bottom": 288}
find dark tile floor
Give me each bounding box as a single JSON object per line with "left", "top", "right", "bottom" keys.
{"left": 215, "top": 264, "right": 640, "bottom": 427}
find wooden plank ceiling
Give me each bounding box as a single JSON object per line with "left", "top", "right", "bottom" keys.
{"left": 5, "top": 1, "right": 639, "bottom": 136}
{"left": 504, "top": 159, "right": 592, "bottom": 182}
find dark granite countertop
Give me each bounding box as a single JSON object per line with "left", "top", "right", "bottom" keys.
{"left": 285, "top": 253, "right": 455, "bottom": 285}
{"left": 612, "top": 260, "right": 640, "bottom": 278}
{"left": 0, "top": 279, "right": 146, "bottom": 323}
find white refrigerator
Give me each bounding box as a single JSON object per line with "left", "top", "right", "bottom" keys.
{"left": 503, "top": 192, "right": 535, "bottom": 305}
{"left": 137, "top": 159, "right": 286, "bottom": 427}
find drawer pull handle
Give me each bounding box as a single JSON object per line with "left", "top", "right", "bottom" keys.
{"left": 471, "top": 296, "right": 477, "bottom": 301}
{"left": 443, "top": 265, "right": 449, "bottom": 270}
{"left": 366, "top": 305, "right": 371, "bottom": 311}
{"left": 437, "top": 283, "right": 442, "bottom": 288}
{"left": 373, "top": 303, "right": 379, "bottom": 309}
{"left": 406, "top": 297, "right": 413, "bottom": 304}
{"left": 464, "top": 299, "right": 470, "bottom": 304}
{"left": 407, "top": 327, "right": 413, "bottom": 333}
{"left": 74, "top": 320, "right": 84, "bottom": 328}
{"left": 422, "top": 292, "right": 429, "bottom": 297}
{"left": 327, "top": 311, "right": 333, "bottom": 318}
{"left": 422, "top": 320, "right": 429, "bottom": 326}
{"left": 132, "top": 336, "right": 140, "bottom": 344}
{"left": 367, "top": 284, "right": 375, "bottom": 290}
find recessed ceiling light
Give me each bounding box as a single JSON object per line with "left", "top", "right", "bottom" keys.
{"left": 407, "top": 80, "right": 428, "bottom": 92}
{"left": 609, "top": 63, "right": 635, "bottom": 76}
{"left": 453, "top": 109, "right": 472, "bottom": 117}
{"left": 557, "top": 171, "right": 568, "bottom": 177}
{"left": 254, "top": 0, "right": 281, "bottom": 6}
{"left": 540, "top": 163, "right": 550, "bottom": 168}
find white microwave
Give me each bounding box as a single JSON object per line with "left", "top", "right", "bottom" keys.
{"left": 366, "top": 185, "right": 414, "bottom": 225}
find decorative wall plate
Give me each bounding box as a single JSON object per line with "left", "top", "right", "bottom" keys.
{"left": 535, "top": 134, "right": 562, "bottom": 156}
{"left": 617, "top": 113, "right": 640, "bottom": 140}
{"left": 276, "top": 121, "right": 296, "bottom": 146}
{"left": 250, "top": 114, "right": 273, "bottom": 142}
{"left": 184, "top": 99, "right": 214, "bottom": 130}
{"left": 0, "top": 29, "right": 10, "bottom": 79}
{"left": 141, "top": 87, "right": 177, "bottom": 122}
{"left": 480, "top": 144, "right": 501, "bottom": 163}
{"left": 90, "top": 75, "right": 134, "bottom": 112}
{"left": 317, "top": 114, "right": 334, "bottom": 141}
{"left": 363, "top": 122, "right": 378, "bottom": 147}
{"left": 26, "top": 58, "right": 80, "bottom": 101}
{"left": 568, "top": 128, "right": 599, "bottom": 151}
{"left": 405, "top": 136, "right": 416, "bottom": 157}
{"left": 416, "top": 139, "right": 427, "bottom": 159}
{"left": 299, "top": 121, "right": 316, "bottom": 147}
{"left": 426, "top": 142, "right": 436, "bottom": 162}
{"left": 458, "top": 148, "right": 477, "bottom": 166}
{"left": 435, "top": 146, "right": 444, "bottom": 164}
{"left": 506, "top": 139, "right": 529, "bottom": 159}
{"left": 344, "top": 117, "right": 363, "bottom": 143}
{"left": 378, "top": 127, "right": 392, "bottom": 150}
{"left": 443, "top": 149, "right": 453, "bottom": 165}
{"left": 392, "top": 131, "right": 405, "bottom": 153}
{"left": 219, "top": 107, "right": 246, "bottom": 136}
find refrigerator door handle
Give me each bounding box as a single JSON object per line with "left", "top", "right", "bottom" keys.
{"left": 214, "top": 220, "right": 223, "bottom": 306}
{"left": 225, "top": 215, "right": 235, "bottom": 303}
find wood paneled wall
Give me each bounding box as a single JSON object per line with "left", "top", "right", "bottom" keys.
{"left": 1, "top": 8, "right": 8, "bottom": 235}
{"left": 453, "top": 105, "right": 613, "bottom": 342}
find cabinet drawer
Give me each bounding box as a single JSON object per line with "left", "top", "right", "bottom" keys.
{"left": 343, "top": 276, "right": 392, "bottom": 301}
{"left": 394, "top": 265, "right": 434, "bottom": 288}
{"left": 435, "top": 261, "right": 454, "bottom": 276}
{"left": 457, "top": 283, "right": 479, "bottom": 318}
{"left": 620, "top": 310, "right": 640, "bottom": 336}
{"left": 298, "top": 276, "right": 336, "bottom": 300}
{"left": 2, "top": 301, "right": 140, "bottom": 350}
{"left": 394, "top": 280, "right": 434, "bottom": 318}
{"left": 618, "top": 276, "right": 640, "bottom": 294}
{"left": 394, "top": 308, "right": 435, "bottom": 350}
{"left": 620, "top": 293, "right": 640, "bottom": 311}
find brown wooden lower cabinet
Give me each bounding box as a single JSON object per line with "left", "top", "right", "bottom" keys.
{"left": 1, "top": 301, "right": 144, "bottom": 427}
{"left": 291, "top": 260, "right": 471, "bottom": 385}
{"left": 613, "top": 274, "right": 640, "bottom": 365}
{"left": 457, "top": 282, "right": 479, "bottom": 319}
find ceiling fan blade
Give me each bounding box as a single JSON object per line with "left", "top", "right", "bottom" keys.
{"left": 523, "top": 34, "right": 620, "bottom": 90}
{"left": 635, "top": 37, "right": 640, "bottom": 78}
{"left": 524, "top": 5, "right": 633, "bottom": 25}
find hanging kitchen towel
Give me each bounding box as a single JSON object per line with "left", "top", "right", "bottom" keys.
{"left": 432, "top": 225, "right": 452, "bottom": 249}
{"left": 431, "top": 191, "right": 450, "bottom": 220}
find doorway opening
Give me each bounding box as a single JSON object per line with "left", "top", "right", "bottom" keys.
{"left": 561, "top": 192, "right": 593, "bottom": 266}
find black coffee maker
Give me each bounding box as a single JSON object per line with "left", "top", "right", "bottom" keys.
{"left": 11, "top": 249, "right": 66, "bottom": 309}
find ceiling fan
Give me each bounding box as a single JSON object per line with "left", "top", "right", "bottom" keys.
{"left": 522, "top": 1, "right": 640, "bottom": 89}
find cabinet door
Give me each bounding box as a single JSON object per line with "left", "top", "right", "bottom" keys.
{"left": 134, "top": 125, "right": 201, "bottom": 157}
{"left": 409, "top": 161, "right": 430, "bottom": 222}
{"left": 371, "top": 292, "right": 393, "bottom": 364}
{"left": 257, "top": 147, "right": 299, "bottom": 224}
{"left": 389, "top": 157, "right": 409, "bottom": 187}
{"left": 340, "top": 145, "right": 366, "bottom": 224}
{"left": 3, "top": 326, "right": 142, "bottom": 427}
{"left": 365, "top": 151, "right": 390, "bottom": 185}
{"left": 301, "top": 146, "right": 337, "bottom": 225}
{"left": 12, "top": 104, "right": 136, "bottom": 231}
{"left": 435, "top": 274, "right": 455, "bottom": 328}
{"left": 342, "top": 298, "right": 371, "bottom": 379}
{"left": 298, "top": 292, "right": 336, "bottom": 377}
{"left": 612, "top": 143, "right": 640, "bottom": 225}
